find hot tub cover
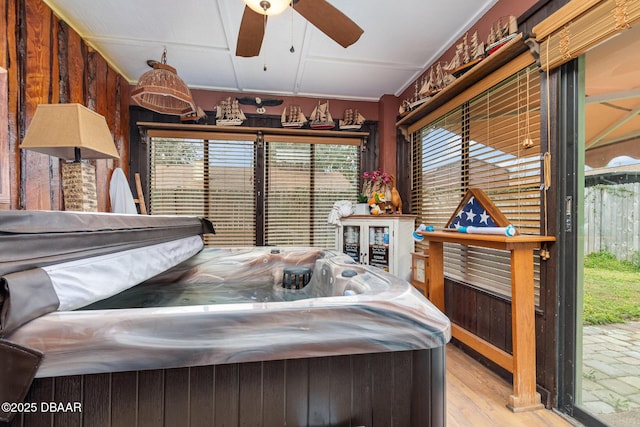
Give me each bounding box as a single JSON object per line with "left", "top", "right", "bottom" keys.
{"left": 0, "top": 210, "right": 214, "bottom": 337}
{"left": 0, "top": 211, "right": 214, "bottom": 420}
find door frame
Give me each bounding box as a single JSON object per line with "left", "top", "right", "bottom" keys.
{"left": 555, "top": 55, "right": 609, "bottom": 427}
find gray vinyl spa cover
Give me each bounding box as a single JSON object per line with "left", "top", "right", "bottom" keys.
{"left": 0, "top": 211, "right": 213, "bottom": 420}
{"left": 0, "top": 210, "right": 214, "bottom": 337}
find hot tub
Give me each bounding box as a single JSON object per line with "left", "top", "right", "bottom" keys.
{"left": 0, "top": 211, "right": 450, "bottom": 426}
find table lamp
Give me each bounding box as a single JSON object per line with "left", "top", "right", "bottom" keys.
{"left": 20, "top": 103, "right": 120, "bottom": 211}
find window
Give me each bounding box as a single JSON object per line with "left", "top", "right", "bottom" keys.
{"left": 148, "top": 129, "right": 360, "bottom": 248}
{"left": 411, "top": 64, "right": 542, "bottom": 298}
{"left": 265, "top": 141, "right": 359, "bottom": 248}
{"left": 149, "top": 136, "right": 256, "bottom": 246}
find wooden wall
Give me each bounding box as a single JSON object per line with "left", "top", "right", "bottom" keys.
{"left": 1, "top": 349, "right": 445, "bottom": 427}
{"left": 0, "top": 0, "right": 130, "bottom": 212}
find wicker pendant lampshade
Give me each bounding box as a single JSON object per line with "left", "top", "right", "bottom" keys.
{"left": 131, "top": 48, "right": 196, "bottom": 116}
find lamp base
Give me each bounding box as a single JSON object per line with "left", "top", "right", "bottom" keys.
{"left": 61, "top": 162, "right": 98, "bottom": 212}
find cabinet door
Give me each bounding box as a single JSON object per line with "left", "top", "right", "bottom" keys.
{"left": 341, "top": 224, "right": 362, "bottom": 263}
{"left": 367, "top": 224, "right": 391, "bottom": 272}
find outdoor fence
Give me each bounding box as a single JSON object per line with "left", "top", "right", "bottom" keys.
{"left": 584, "top": 182, "right": 640, "bottom": 262}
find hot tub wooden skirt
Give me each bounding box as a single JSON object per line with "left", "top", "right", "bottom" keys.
{"left": 1, "top": 348, "right": 446, "bottom": 427}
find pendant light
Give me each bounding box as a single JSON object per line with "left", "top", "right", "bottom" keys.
{"left": 131, "top": 48, "right": 196, "bottom": 116}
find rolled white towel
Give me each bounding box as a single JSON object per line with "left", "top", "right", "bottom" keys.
{"left": 327, "top": 200, "right": 354, "bottom": 225}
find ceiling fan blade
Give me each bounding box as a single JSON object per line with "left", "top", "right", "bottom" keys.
{"left": 236, "top": 6, "right": 266, "bottom": 57}
{"left": 293, "top": 0, "right": 363, "bottom": 48}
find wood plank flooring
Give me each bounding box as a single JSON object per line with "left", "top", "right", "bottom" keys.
{"left": 446, "top": 344, "right": 577, "bottom": 426}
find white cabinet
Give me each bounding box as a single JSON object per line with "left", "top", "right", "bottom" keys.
{"left": 336, "top": 215, "right": 416, "bottom": 281}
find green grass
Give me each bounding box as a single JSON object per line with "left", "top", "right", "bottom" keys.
{"left": 583, "top": 251, "right": 640, "bottom": 325}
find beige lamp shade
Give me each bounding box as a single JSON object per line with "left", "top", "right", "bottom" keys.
{"left": 20, "top": 103, "right": 120, "bottom": 160}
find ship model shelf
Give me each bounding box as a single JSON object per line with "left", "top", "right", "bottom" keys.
{"left": 396, "top": 33, "right": 529, "bottom": 132}
{"left": 136, "top": 121, "right": 369, "bottom": 140}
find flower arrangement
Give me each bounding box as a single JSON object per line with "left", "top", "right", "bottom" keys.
{"left": 362, "top": 169, "right": 393, "bottom": 214}
{"left": 362, "top": 169, "right": 392, "bottom": 199}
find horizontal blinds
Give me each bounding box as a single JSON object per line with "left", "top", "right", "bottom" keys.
{"left": 468, "top": 66, "right": 541, "bottom": 234}
{"left": 534, "top": 0, "right": 640, "bottom": 71}
{"left": 149, "top": 137, "right": 256, "bottom": 247}
{"left": 412, "top": 107, "right": 465, "bottom": 247}
{"left": 265, "top": 142, "right": 359, "bottom": 248}
{"left": 412, "top": 63, "right": 542, "bottom": 300}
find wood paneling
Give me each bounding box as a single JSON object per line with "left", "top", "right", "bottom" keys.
{"left": 23, "top": 0, "right": 55, "bottom": 210}
{"left": 0, "top": 2, "right": 9, "bottom": 210}
{"left": 2, "top": 350, "right": 446, "bottom": 426}
{"left": 0, "top": 70, "right": 9, "bottom": 209}
{"left": 111, "top": 372, "right": 138, "bottom": 427}
{"left": 82, "top": 374, "right": 111, "bottom": 427}
{"left": 138, "top": 370, "right": 164, "bottom": 427}
{"left": 2, "top": 0, "right": 130, "bottom": 211}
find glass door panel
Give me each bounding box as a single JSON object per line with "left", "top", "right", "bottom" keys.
{"left": 368, "top": 225, "right": 390, "bottom": 271}
{"left": 342, "top": 225, "right": 361, "bottom": 263}
{"left": 576, "top": 24, "right": 640, "bottom": 426}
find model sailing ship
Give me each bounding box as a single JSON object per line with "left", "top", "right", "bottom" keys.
{"left": 215, "top": 97, "right": 246, "bottom": 126}
{"left": 407, "top": 80, "right": 429, "bottom": 111}
{"left": 485, "top": 15, "right": 518, "bottom": 56}
{"left": 400, "top": 61, "right": 455, "bottom": 115}
{"left": 399, "top": 17, "right": 517, "bottom": 117}
{"left": 421, "top": 62, "right": 455, "bottom": 96}
{"left": 444, "top": 31, "right": 485, "bottom": 78}
{"left": 309, "top": 101, "right": 335, "bottom": 129}
{"left": 339, "top": 109, "right": 365, "bottom": 130}
{"left": 281, "top": 105, "right": 307, "bottom": 128}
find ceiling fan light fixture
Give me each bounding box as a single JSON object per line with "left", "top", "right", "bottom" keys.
{"left": 244, "top": 0, "right": 290, "bottom": 16}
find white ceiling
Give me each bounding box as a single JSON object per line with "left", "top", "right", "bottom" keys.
{"left": 43, "top": 0, "right": 497, "bottom": 101}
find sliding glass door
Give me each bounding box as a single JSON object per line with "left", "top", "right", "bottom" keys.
{"left": 560, "top": 23, "right": 640, "bottom": 427}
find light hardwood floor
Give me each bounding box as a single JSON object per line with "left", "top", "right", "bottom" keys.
{"left": 446, "top": 344, "right": 577, "bottom": 426}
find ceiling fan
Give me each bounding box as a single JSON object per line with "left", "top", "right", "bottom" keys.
{"left": 236, "top": 0, "right": 364, "bottom": 57}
